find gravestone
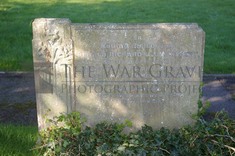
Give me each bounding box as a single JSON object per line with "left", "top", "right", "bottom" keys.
{"left": 32, "top": 18, "right": 205, "bottom": 130}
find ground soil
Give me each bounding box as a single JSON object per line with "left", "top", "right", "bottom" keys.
{"left": 0, "top": 73, "right": 234, "bottom": 126}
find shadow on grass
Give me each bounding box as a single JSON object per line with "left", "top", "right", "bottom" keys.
{"left": 0, "top": 0, "right": 235, "bottom": 72}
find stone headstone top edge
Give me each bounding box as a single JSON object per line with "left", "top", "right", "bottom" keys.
{"left": 32, "top": 18, "right": 204, "bottom": 32}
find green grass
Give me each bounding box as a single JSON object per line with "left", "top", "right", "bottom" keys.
{"left": 0, "top": 0, "right": 235, "bottom": 73}
{"left": 0, "top": 124, "right": 38, "bottom": 156}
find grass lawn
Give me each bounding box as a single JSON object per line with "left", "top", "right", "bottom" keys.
{"left": 0, "top": 124, "right": 38, "bottom": 156}
{"left": 0, "top": 0, "right": 235, "bottom": 73}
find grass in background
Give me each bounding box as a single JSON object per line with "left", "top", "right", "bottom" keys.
{"left": 0, "top": 0, "right": 235, "bottom": 73}
{"left": 0, "top": 124, "right": 38, "bottom": 156}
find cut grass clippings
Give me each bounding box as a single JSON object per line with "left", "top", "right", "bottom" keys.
{"left": 0, "top": 0, "right": 235, "bottom": 73}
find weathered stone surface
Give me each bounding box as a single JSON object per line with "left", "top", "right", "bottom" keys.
{"left": 32, "top": 18, "right": 205, "bottom": 130}
{"left": 32, "top": 18, "right": 75, "bottom": 130}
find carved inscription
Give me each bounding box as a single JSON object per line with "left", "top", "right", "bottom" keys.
{"left": 72, "top": 64, "right": 200, "bottom": 79}
{"left": 70, "top": 24, "right": 204, "bottom": 130}
{"left": 33, "top": 19, "right": 205, "bottom": 130}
